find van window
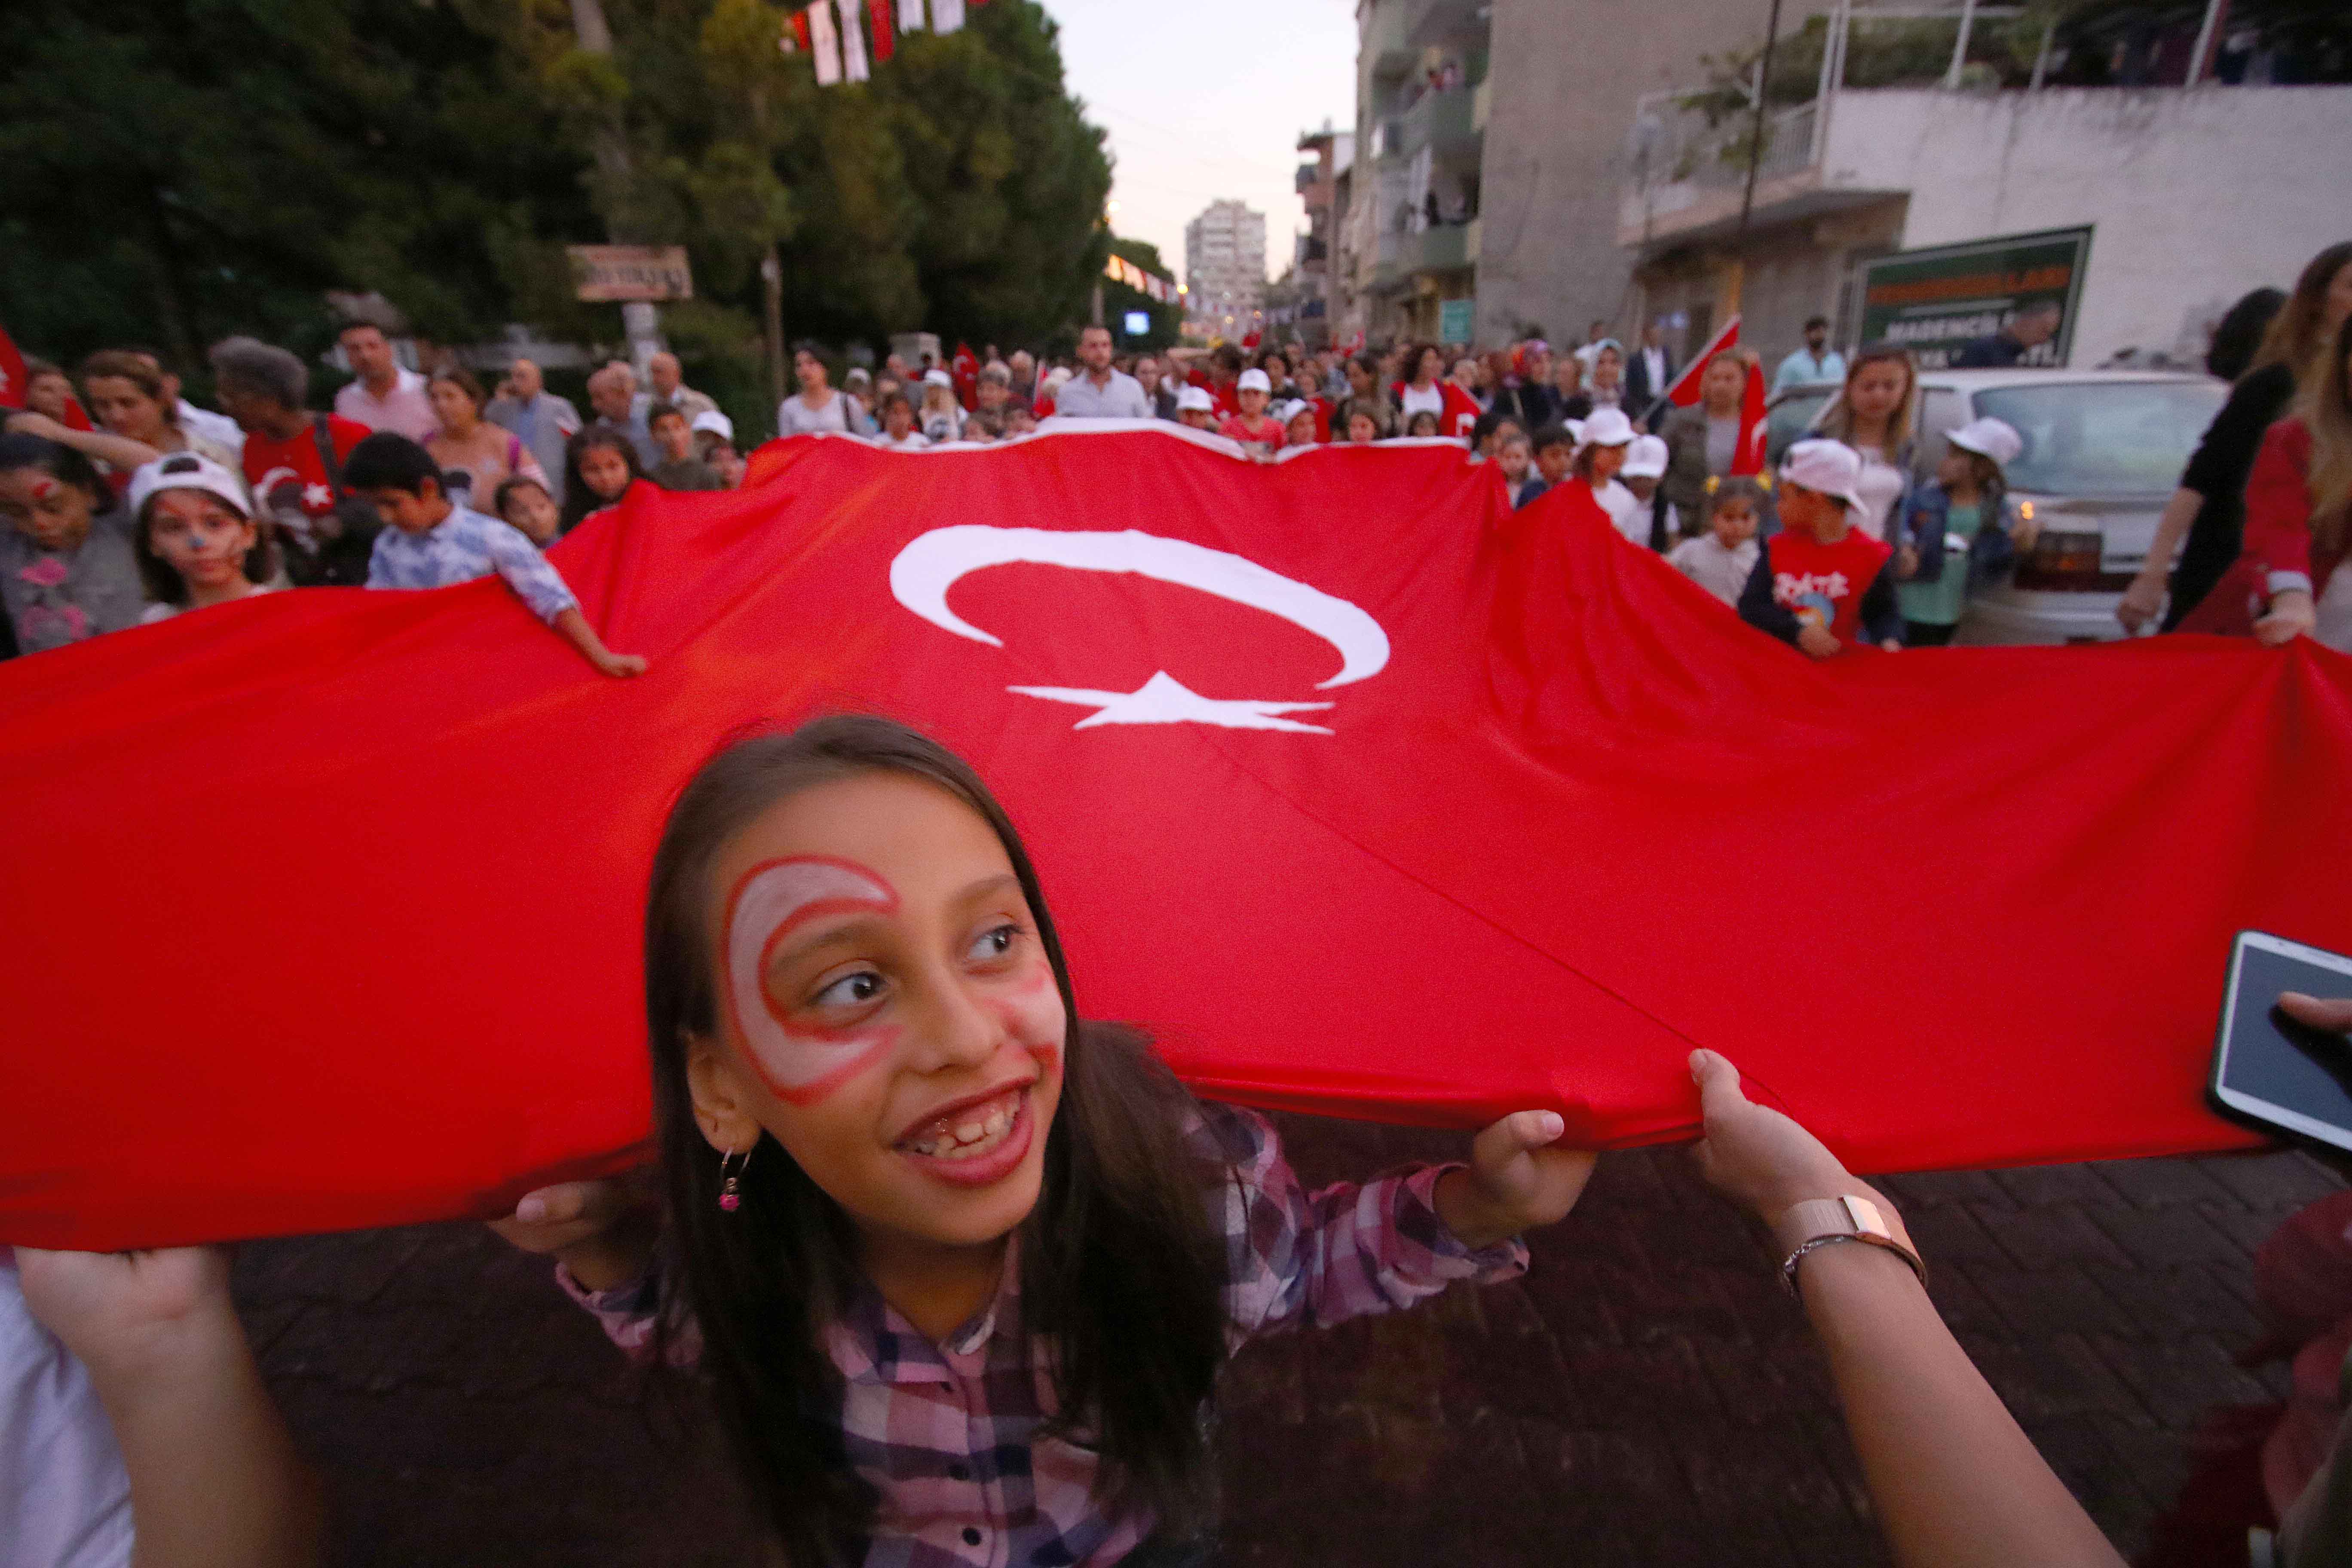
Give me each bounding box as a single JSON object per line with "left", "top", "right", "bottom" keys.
{"left": 1972, "top": 381, "right": 2226, "bottom": 496}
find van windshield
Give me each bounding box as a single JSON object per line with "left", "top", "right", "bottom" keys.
{"left": 1971, "top": 381, "right": 2225, "bottom": 497}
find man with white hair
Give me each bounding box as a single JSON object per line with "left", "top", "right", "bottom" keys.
{"left": 1006, "top": 350, "right": 1038, "bottom": 409}
{"left": 634, "top": 352, "right": 717, "bottom": 425}
{"left": 485, "top": 358, "right": 582, "bottom": 505}
{"left": 585, "top": 362, "right": 659, "bottom": 470}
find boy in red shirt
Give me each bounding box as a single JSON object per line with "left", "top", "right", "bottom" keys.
{"left": 1218, "top": 369, "right": 1286, "bottom": 456}
{"left": 1738, "top": 439, "right": 1905, "bottom": 657}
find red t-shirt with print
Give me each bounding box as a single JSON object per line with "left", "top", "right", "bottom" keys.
{"left": 242, "top": 415, "right": 371, "bottom": 532}
{"left": 1765, "top": 527, "right": 1893, "bottom": 646}
{"left": 1219, "top": 414, "right": 1286, "bottom": 450}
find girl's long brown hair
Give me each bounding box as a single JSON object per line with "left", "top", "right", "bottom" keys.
{"left": 1817, "top": 343, "right": 1916, "bottom": 453}
{"left": 2251, "top": 242, "right": 2352, "bottom": 384}
{"left": 643, "top": 716, "right": 1229, "bottom": 1565}
{"left": 2303, "top": 313, "right": 2352, "bottom": 555}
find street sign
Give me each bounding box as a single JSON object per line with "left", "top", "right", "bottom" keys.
{"left": 1857, "top": 226, "right": 2091, "bottom": 369}
{"left": 567, "top": 245, "right": 695, "bottom": 303}
{"left": 1438, "top": 297, "right": 1473, "bottom": 344}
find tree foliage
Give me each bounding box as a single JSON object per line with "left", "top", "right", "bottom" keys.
{"left": 0, "top": 0, "right": 600, "bottom": 373}
{"left": 0, "top": 0, "right": 1112, "bottom": 380}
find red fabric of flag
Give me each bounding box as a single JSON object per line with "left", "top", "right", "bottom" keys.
{"left": 1662, "top": 315, "right": 1741, "bottom": 409}
{"left": 5, "top": 431, "right": 2339, "bottom": 1250}
{"left": 867, "top": 0, "right": 894, "bottom": 58}
{"left": 0, "top": 322, "right": 27, "bottom": 410}
{"left": 1730, "top": 359, "right": 1768, "bottom": 476}
{"left": 789, "top": 9, "right": 811, "bottom": 52}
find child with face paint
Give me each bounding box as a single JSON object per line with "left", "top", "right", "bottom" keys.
{"left": 0, "top": 433, "right": 151, "bottom": 656}
{"left": 129, "top": 453, "right": 279, "bottom": 623}
{"left": 492, "top": 716, "right": 1596, "bottom": 1567}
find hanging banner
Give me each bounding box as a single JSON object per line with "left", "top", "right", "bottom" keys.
{"left": 899, "top": 0, "right": 924, "bottom": 30}
{"left": 867, "top": 0, "right": 895, "bottom": 60}
{"left": 807, "top": 0, "right": 842, "bottom": 84}
{"left": 835, "top": 0, "right": 870, "bottom": 80}
{"left": 932, "top": 0, "right": 964, "bottom": 33}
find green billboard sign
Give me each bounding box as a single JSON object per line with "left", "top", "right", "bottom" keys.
{"left": 1438, "top": 297, "right": 1475, "bottom": 345}
{"left": 1857, "top": 226, "right": 2092, "bottom": 370}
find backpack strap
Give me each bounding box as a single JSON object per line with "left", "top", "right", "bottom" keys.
{"left": 311, "top": 415, "right": 347, "bottom": 502}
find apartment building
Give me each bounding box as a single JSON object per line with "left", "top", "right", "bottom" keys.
{"left": 1292, "top": 126, "right": 1353, "bottom": 348}
{"left": 1341, "top": 0, "right": 1759, "bottom": 348}
{"left": 1185, "top": 199, "right": 1268, "bottom": 341}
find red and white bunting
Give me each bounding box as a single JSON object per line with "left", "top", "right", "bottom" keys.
{"left": 834, "top": 0, "right": 870, "bottom": 80}
{"left": 931, "top": 0, "right": 964, "bottom": 33}
{"left": 898, "top": 0, "right": 924, "bottom": 31}
{"left": 806, "top": 0, "right": 842, "bottom": 82}
{"left": 867, "top": 0, "right": 895, "bottom": 61}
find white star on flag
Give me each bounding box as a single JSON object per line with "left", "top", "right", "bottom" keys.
{"left": 303, "top": 483, "right": 334, "bottom": 510}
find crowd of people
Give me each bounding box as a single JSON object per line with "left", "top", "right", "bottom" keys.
{"left": 8, "top": 245, "right": 2352, "bottom": 1568}
{"left": 7, "top": 236, "right": 2352, "bottom": 672}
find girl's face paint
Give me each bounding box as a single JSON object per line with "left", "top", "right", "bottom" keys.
{"left": 723, "top": 857, "right": 903, "bottom": 1106}
{"left": 0, "top": 468, "right": 94, "bottom": 552}
{"left": 694, "top": 773, "right": 1070, "bottom": 1256}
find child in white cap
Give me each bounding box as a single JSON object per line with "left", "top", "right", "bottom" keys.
{"left": 1218, "top": 368, "right": 1286, "bottom": 455}
{"left": 1894, "top": 416, "right": 2037, "bottom": 646}
{"left": 918, "top": 371, "right": 965, "bottom": 444}
{"left": 1620, "top": 433, "right": 1674, "bottom": 548}
{"left": 127, "top": 453, "right": 278, "bottom": 624}
{"left": 1173, "top": 385, "right": 1218, "bottom": 432}
{"left": 1570, "top": 408, "right": 1644, "bottom": 545}
{"left": 1738, "top": 438, "right": 1905, "bottom": 657}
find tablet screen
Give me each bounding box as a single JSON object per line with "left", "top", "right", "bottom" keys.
{"left": 2214, "top": 938, "right": 2352, "bottom": 1151}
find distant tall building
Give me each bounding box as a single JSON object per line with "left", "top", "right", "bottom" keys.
{"left": 1185, "top": 200, "right": 1267, "bottom": 340}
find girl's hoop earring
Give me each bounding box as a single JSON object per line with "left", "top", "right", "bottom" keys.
{"left": 717, "top": 1145, "right": 751, "bottom": 1212}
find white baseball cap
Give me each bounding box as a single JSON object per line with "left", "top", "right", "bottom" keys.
{"left": 1175, "top": 385, "right": 1214, "bottom": 413}
{"left": 922, "top": 368, "right": 954, "bottom": 387}
{"left": 1945, "top": 416, "right": 2023, "bottom": 469}
{"left": 690, "top": 409, "right": 735, "bottom": 442}
{"left": 1563, "top": 419, "right": 1586, "bottom": 448}
{"left": 1620, "top": 433, "right": 1669, "bottom": 479}
{"left": 1236, "top": 368, "right": 1272, "bottom": 393}
{"left": 128, "top": 453, "right": 250, "bottom": 522}
{"left": 1580, "top": 407, "right": 1637, "bottom": 448}
{"left": 1780, "top": 438, "right": 1869, "bottom": 514}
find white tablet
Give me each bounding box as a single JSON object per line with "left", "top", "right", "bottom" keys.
{"left": 2209, "top": 930, "right": 2352, "bottom": 1155}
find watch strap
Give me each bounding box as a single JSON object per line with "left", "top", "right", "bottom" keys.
{"left": 1773, "top": 1194, "right": 1926, "bottom": 1297}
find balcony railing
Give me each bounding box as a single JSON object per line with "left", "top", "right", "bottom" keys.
{"left": 1400, "top": 84, "right": 1479, "bottom": 157}
{"left": 1365, "top": 0, "right": 1411, "bottom": 75}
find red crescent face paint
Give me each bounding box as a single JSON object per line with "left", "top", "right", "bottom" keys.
{"left": 722, "top": 856, "right": 900, "bottom": 1106}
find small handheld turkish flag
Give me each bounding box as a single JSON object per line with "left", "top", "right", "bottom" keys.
{"left": 1729, "top": 358, "right": 1769, "bottom": 476}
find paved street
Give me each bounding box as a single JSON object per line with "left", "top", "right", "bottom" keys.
{"left": 230, "top": 1114, "right": 2344, "bottom": 1566}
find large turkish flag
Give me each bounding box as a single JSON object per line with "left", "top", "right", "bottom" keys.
{"left": 3, "top": 427, "right": 2341, "bottom": 1249}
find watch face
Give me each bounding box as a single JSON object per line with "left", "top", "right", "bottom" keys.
{"left": 1842, "top": 1194, "right": 1892, "bottom": 1240}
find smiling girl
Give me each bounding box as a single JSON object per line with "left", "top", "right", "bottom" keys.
{"left": 496, "top": 717, "right": 1592, "bottom": 1566}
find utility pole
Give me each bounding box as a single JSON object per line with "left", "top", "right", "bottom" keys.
{"left": 567, "top": 0, "right": 664, "bottom": 373}
{"left": 762, "top": 247, "right": 786, "bottom": 411}
{"left": 1730, "top": 0, "right": 1785, "bottom": 318}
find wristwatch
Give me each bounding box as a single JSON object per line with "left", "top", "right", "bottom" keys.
{"left": 1773, "top": 1193, "right": 1927, "bottom": 1297}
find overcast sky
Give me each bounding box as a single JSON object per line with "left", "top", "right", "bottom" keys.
{"left": 1041, "top": 0, "right": 1358, "bottom": 286}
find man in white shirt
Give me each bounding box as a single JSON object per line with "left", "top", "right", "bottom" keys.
{"left": 1626, "top": 324, "right": 1675, "bottom": 415}
{"left": 330, "top": 323, "right": 436, "bottom": 441}
{"left": 1572, "top": 319, "right": 1610, "bottom": 374}
{"left": 1050, "top": 326, "right": 1153, "bottom": 420}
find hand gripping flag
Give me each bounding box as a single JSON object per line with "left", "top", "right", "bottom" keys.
{"left": 4, "top": 429, "right": 2345, "bottom": 1250}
